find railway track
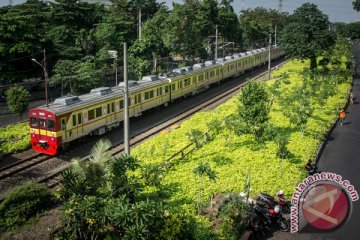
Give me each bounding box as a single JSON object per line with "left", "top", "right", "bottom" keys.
{"left": 0, "top": 58, "right": 287, "bottom": 202}
{"left": 0, "top": 153, "right": 49, "bottom": 180}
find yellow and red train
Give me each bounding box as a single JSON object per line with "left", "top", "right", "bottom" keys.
{"left": 29, "top": 46, "right": 285, "bottom": 155}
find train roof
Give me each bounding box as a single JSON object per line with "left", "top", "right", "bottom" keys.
{"left": 32, "top": 46, "right": 276, "bottom": 116}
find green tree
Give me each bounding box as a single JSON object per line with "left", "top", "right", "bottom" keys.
{"left": 58, "top": 140, "right": 167, "bottom": 239}
{"left": 5, "top": 86, "right": 31, "bottom": 121}
{"left": 193, "top": 162, "right": 217, "bottom": 214}
{"left": 0, "top": 0, "right": 51, "bottom": 84}
{"left": 237, "top": 81, "right": 270, "bottom": 141}
{"left": 283, "top": 89, "right": 313, "bottom": 134}
{"left": 279, "top": 3, "right": 335, "bottom": 69}
{"left": 353, "top": 0, "right": 360, "bottom": 11}
{"left": 51, "top": 59, "right": 103, "bottom": 95}
{"left": 239, "top": 7, "right": 288, "bottom": 48}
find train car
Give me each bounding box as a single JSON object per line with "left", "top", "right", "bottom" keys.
{"left": 29, "top": 46, "right": 285, "bottom": 155}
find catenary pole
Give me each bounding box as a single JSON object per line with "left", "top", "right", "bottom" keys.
{"left": 44, "top": 49, "right": 49, "bottom": 107}
{"left": 215, "top": 25, "right": 218, "bottom": 60}
{"left": 268, "top": 28, "right": 272, "bottom": 80}
{"left": 124, "top": 42, "right": 130, "bottom": 155}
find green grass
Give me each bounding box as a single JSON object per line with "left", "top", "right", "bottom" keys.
{"left": 0, "top": 122, "right": 30, "bottom": 157}
{"left": 130, "top": 59, "right": 352, "bottom": 238}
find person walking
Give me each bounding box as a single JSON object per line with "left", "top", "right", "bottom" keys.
{"left": 339, "top": 108, "right": 346, "bottom": 126}
{"left": 350, "top": 91, "right": 355, "bottom": 104}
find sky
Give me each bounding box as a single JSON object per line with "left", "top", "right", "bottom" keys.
{"left": 1, "top": 0, "right": 360, "bottom": 23}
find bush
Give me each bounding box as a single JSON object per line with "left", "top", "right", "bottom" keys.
{"left": 0, "top": 182, "right": 53, "bottom": 232}
{"left": 0, "top": 122, "right": 30, "bottom": 156}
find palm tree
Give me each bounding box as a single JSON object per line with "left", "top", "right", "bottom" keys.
{"left": 59, "top": 138, "right": 113, "bottom": 198}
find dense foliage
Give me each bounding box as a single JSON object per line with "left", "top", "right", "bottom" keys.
{"left": 0, "top": 122, "right": 30, "bottom": 158}
{"left": 5, "top": 86, "right": 31, "bottom": 120}
{"left": 0, "top": 182, "right": 53, "bottom": 232}
{"left": 353, "top": 0, "right": 360, "bottom": 11}
{"left": 279, "top": 3, "right": 335, "bottom": 69}
{"left": 57, "top": 139, "right": 179, "bottom": 239}
{"left": 237, "top": 81, "right": 270, "bottom": 140}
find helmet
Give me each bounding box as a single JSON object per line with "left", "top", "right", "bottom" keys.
{"left": 278, "top": 190, "right": 284, "bottom": 196}
{"left": 274, "top": 205, "right": 280, "bottom": 213}
{"left": 239, "top": 192, "right": 246, "bottom": 198}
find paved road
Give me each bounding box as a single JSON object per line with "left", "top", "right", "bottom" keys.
{"left": 271, "top": 45, "right": 360, "bottom": 240}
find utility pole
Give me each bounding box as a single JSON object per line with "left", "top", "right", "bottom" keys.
{"left": 44, "top": 49, "right": 49, "bottom": 107}
{"left": 268, "top": 27, "right": 272, "bottom": 80}
{"left": 138, "top": 8, "right": 142, "bottom": 40}
{"left": 8, "top": 0, "right": 12, "bottom": 6}
{"left": 215, "top": 25, "right": 218, "bottom": 60}
{"left": 274, "top": 25, "right": 277, "bottom": 45}
{"left": 278, "top": 0, "right": 283, "bottom": 12}
{"left": 31, "top": 50, "right": 49, "bottom": 107}
{"left": 123, "top": 42, "right": 130, "bottom": 155}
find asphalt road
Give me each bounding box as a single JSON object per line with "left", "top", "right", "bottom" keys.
{"left": 272, "top": 45, "right": 360, "bottom": 240}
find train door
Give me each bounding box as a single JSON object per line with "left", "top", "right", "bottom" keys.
{"left": 61, "top": 117, "right": 67, "bottom": 143}
{"left": 71, "top": 114, "right": 78, "bottom": 140}
{"left": 78, "top": 112, "right": 83, "bottom": 135}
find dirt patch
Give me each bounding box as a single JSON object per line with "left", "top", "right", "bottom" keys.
{"left": 1, "top": 207, "right": 62, "bottom": 240}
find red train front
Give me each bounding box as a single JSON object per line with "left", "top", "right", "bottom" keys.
{"left": 29, "top": 109, "right": 59, "bottom": 155}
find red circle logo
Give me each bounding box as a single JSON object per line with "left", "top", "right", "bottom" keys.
{"left": 301, "top": 183, "right": 350, "bottom": 230}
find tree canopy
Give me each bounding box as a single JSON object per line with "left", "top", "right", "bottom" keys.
{"left": 353, "top": 0, "right": 360, "bottom": 11}
{"left": 279, "top": 3, "right": 335, "bottom": 69}
{"left": 5, "top": 86, "right": 31, "bottom": 120}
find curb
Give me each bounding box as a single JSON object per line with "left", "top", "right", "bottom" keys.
{"left": 313, "top": 87, "right": 352, "bottom": 168}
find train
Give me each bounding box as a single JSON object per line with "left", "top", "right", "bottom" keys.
{"left": 29, "top": 46, "right": 285, "bottom": 155}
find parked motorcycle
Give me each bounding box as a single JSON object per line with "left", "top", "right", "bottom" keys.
{"left": 255, "top": 202, "right": 290, "bottom": 232}
{"left": 276, "top": 190, "right": 291, "bottom": 214}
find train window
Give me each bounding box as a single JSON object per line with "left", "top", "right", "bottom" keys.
{"left": 47, "top": 120, "right": 55, "bottom": 131}
{"left": 178, "top": 81, "right": 182, "bottom": 89}
{"left": 216, "top": 69, "right": 219, "bottom": 75}
{"left": 78, "top": 113, "right": 82, "bottom": 125}
{"left": 96, "top": 107, "right": 102, "bottom": 118}
{"left": 135, "top": 94, "right": 141, "bottom": 104}
{"left": 88, "top": 109, "right": 95, "bottom": 120}
{"left": 111, "top": 102, "right": 115, "bottom": 112}
{"left": 184, "top": 78, "right": 191, "bottom": 87}
{"left": 157, "top": 87, "right": 162, "bottom": 96}
{"left": 30, "top": 117, "right": 38, "bottom": 127}
{"left": 198, "top": 74, "right": 203, "bottom": 81}
{"left": 171, "top": 83, "right": 176, "bottom": 91}
{"left": 107, "top": 104, "right": 110, "bottom": 114}
{"left": 164, "top": 86, "right": 169, "bottom": 93}
{"left": 72, "top": 115, "right": 76, "bottom": 127}
{"left": 119, "top": 100, "right": 124, "bottom": 109}
{"left": 193, "top": 76, "right": 197, "bottom": 83}
{"left": 61, "top": 118, "right": 66, "bottom": 130}
{"left": 39, "top": 119, "right": 46, "bottom": 129}
{"left": 145, "top": 92, "right": 149, "bottom": 100}
{"left": 210, "top": 71, "right": 215, "bottom": 77}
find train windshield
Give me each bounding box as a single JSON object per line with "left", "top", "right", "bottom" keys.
{"left": 30, "top": 117, "right": 38, "bottom": 127}
{"left": 47, "top": 120, "right": 55, "bottom": 131}
{"left": 39, "top": 119, "right": 46, "bottom": 129}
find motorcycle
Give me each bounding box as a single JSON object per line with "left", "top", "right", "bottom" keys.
{"left": 276, "top": 190, "right": 291, "bottom": 214}
{"left": 256, "top": 191, "right": 291, "bottom": 214}
{"left": 255, "top": 202, "right": 290, "bottom": 232}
